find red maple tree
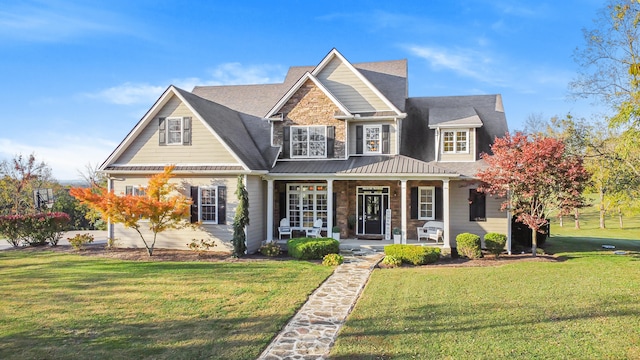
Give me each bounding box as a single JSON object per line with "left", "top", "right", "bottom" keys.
{"left": 477, "top": 133, "right": 589, "bottom": 255}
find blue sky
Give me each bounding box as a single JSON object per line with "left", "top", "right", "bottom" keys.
{"left": 1, "top": 0, "right": 606, "bottom": 180}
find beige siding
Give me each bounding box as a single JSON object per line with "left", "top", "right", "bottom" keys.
{"left": 111, "top": 175, "right": 239, "bottom": 252}
{"left": 115, "top": 95, "right": 239, "bottom": 165}
{"left": 245, "top": 175, "right": 266, "bottom": 253}
{"left": 440, "top": 128, "right": 476, "bottom": 162}
{"left": 348, "top": 120, "right": 398, "bottom": 155}
{"left": 448, "top": 182, "right": 508, "bottom": 247}
{"left": 317, "top": 58, "right": 391, "bottom": 113}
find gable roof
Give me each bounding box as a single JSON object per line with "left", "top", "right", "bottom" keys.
{"left": 191, "top": 55, "right": 407, "bottom": 117}
{"left": 100, "top": 86, "right": 277, "bottom": 172}
{"left": 401, "top": 95, "right": 508, "bottom": 161}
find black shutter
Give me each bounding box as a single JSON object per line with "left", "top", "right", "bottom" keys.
{"left": 279, "top": 191, "right": 286, "bottom": 221}
{"left": 333, "top": 192, "right": 337, "bottom": 227}
{"left": 183, "top": 117, "right": 192, "bottom": 145}
{"left": 218, "top": 186, "right": 226, "bottom": 224}
{"left": 410, "top": 187, "right": 418, "bottom": 219}
{"left": 159, "top": 117, "right": 166, "bottom": 145}
{"left": 283, "top": 126, "right": 290, "bottom": 158}
{"left": 190, "top": 186, "right": 198, "bottom": 223}
{"left": 382, "top": 124, "right": 390, "bottom": 154}
{"left": 327, "top": 126, "right": 335, "bottom": 158}
{"left": 356, "top": 125, "right": 363, "bottom": 154}
{"left": 125, "top": 186, "right": 133, "bottom": 196}
{"left": 435, "top": 187, "right": 443, "bottom": 221}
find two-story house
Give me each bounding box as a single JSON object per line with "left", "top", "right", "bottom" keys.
{"left": 100, "top": 49, "right": 509, "bottom": 254}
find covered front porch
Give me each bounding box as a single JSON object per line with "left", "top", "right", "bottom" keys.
{"left": 272, "top": 237, "right": 445, "bottom": 253}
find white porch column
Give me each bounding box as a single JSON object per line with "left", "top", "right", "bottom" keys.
{"left": 443, "top": 179, "right": 451, "bottom": 250}
{"left": 107, "top": 177, "right": 114, "bottom": 240}
{"left": 266, "top": 179, "right": 274, "bottom": 242}
{"left": 326, "top": 179, "right": 333, "bottom": 237}
{"left": 401, "top": 180, "right": 407, "bottom": 244}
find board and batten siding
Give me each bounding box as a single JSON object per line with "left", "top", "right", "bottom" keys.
{"left": 111, "top": 175, "right": 239, "bottom": 252}
{"left": 316, "top": 57, "right": 391, "bottom": 113}
{"left": 439, "top": 128, "right": 476, "bottom": 162}
{"left": 448, "top": 182, "right": 508, "bottom": 248}
{"left": 114, "top": 95, "right": 239, "bottom": 165}
{"left": 348, "top": 120, "right": 397, "bottom": 155}
{"left": 245, "top": 175, "right": 266, "bottom": 254}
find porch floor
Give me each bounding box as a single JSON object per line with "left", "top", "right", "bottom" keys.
{"left": 273, "top": 238, "right": 444, "bottom": 253}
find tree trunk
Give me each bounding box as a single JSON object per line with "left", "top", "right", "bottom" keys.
{"left": 574, "top": 208, "right": 580, "bottom": 229}
{"left": 599, "top": 190, "right": 605, "bottom": 229}
{"left": 531, "top": 229, "right": 537, "bottom": 257}
{"left": 558, "top": 214, "right": 563, "bottom": 227}
{"left": 618, "top": 207, "right": 624, "bottom": 228}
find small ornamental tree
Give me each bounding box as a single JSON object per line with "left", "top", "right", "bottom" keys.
{"left": 232, "top": 175, "right": 249, "bottom": 258}
{"left": 477, "top": 133, "right": 589, "bottom": 256}
{"left": 70, "top": 165, "right": 194, "bottom": 256}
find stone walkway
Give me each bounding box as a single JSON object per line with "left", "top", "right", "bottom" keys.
{"left": 258, "top": 250, "right": 384, "bottom": 360}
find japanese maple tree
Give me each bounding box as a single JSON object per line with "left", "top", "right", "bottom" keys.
{"left": 477, "top": 133, "right": 589, "bottom": 256}
{"left": 70, "top": 165, "right": 193, "bottom": 256}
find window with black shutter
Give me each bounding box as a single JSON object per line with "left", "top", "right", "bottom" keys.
{"left": 469, "top": 189, "right": 486, "bottom": 221}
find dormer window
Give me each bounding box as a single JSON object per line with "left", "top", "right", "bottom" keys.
{"left": 364, "top": 125, "right": 382, "bottom": 154}
{"left": 442, "top": 130, "right": 468, "bottom": 153}
{"left": 291, "top": 126, "right": 326, "bottom": 158}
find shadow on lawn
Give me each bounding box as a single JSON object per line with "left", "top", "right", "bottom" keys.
{"left": 545, "top": 235, "right": 640, "bottom": 260}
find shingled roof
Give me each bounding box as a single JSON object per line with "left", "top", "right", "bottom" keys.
{"left": 192, "top": 59, "right": 408, "bottom": 117}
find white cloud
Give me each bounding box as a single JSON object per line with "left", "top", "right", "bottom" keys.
{"left": 0, "top": 136, "right": 117, "bottom": 181}
{"left": 84, "top": 63, "right": 286, "bottom": 105}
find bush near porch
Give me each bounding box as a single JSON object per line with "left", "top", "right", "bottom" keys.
{"left": 383, "top": 244, "right": 441, "bottom": 265}
{"left": 287, "top": 237, "right": 340, "bottom": 260}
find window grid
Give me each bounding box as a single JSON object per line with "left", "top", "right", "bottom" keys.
{"left": 419, "top": 186, "right": 435, "bottom": 220}
{"left": 200, "top": 187, "right": 217, "bottom": 223}
{"left": 442, "top": 130, "right": 468, "bottom": 153}
{"left": 364, "top": 125, "right": 382, "bottom": 153}
{"left": 287, "top": 184, "right": 328, "bottom": 228}
{"left": 167, "top": 118, "right": 183, "bottom": 145}
{"left": 291, "top": 126, "right": 326, "bottom": 158}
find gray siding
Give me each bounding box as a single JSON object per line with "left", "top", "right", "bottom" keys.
{"left": 317, "top": 57, "right": 391, "bottom": 113}
{"left": 115, "top": 95, "right": 239, "bottom": 165}
{"left": 245, "top": 175, "right": 265, "bottom": 254}
{"left": 448, "top": 182, "right": 508, "bottom": 247}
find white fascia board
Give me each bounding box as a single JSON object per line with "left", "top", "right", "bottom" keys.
{"left": 99, "top": 86, "right": 177, "bottom": 171}
{"left": 312, "top": 49, "right": 404, "bottom": 116}
{"left": 264, "top": 72, "right": 352, "bottom": 119}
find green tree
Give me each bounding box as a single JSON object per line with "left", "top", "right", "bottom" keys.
{"left": 232, "top": 175, "right": 249, "bottom": 258}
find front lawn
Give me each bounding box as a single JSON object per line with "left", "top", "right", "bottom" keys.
{"left": 331, "top": 237, "right": 640, "bottom": 359}
{"left": 0, "top": 251, "right": 333, "bottom": 360}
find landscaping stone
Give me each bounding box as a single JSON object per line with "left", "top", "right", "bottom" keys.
{"left": 258, "top": 251, "right": 383, "bottom": 360}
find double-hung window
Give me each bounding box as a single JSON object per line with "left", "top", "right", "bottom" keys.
{"left": 166, "top": 117, "right": 183, "bottom": 145}
{"left": 199, "top": 186, "right": 218, "bottom": 223}
{"left": 364, "top": 125, "right": 382, "bottom": 154}
{"left": 291, "top": 126, "right": 326, "bottom": 158}
{"left": 418, "top": 186, "right": 435, "bottom": 220}
{"left": 442, "top": 130, "right": 468, "bottom": 153}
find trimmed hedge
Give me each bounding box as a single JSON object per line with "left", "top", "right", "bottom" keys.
{"left": 384, "top": 244, "right": 441, "bottom": 265}
{"left": 287, "top": 237, "right": 340, "bottom": 260}
{"left": 456, "top": 233, "right": 482, "bottom": 259}
{"left": 484, "top": 232, "right": 507, "bottom": 257}
{"left": 0, "top": 212, "right": 70, "bottom": 247}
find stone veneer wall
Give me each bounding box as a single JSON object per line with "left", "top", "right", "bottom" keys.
{"left": 273, "top": 80, "right": 346, "bottom": 159}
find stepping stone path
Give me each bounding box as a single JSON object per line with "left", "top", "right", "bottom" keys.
{"left": 258, "top": 251, "right": 384, "bottom": 360}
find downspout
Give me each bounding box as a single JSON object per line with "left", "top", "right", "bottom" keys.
{"left": 244, "top": 174, "right": 249, "bottom": 255}
{"left": 507, "top": 189, "right": 512, "bottom": 255}
{"left": 434, "top": 128, "right": 441, "bottom": 161}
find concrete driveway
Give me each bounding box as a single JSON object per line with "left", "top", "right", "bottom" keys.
{"left": 0, "top": 230, "right": 108, "bottom": 250}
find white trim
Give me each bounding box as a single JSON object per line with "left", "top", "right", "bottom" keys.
{"left": 417, "top": 186, "right": 436, "bottom": 221}
{"left": 363, "top": 124, "right": 383, "bottom": 154}
{"left": 264, "top": 72, "right": 351, "bottom": 119}
{"left": 198, "top": 185, "right": 219, "bottom": 224}
{"left": 311, "top": 49, "right": 404, "bottom": 116}
{"left": 441, "top": 129, "right": 470, "bottom": 154}
{"left": 290, "top": 125, "right": 327, "bottom": 159}
{"left": 107, "top": 162, "right": 242, "bottom": 168}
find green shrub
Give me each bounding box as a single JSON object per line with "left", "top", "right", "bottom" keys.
{"left": 484, "top": 232, "right": 507, "bottom": 257}
{"left": 0, "top": 213, "right": 70, "bottom": 247}
{"left": 381, "top": 255, "right": 402, "bottom": 268}
{"left": 322, "top": 253, "right": 344, "bottom": 266}
{"left": 456, "top": 233, "right": 482, "bottom": 259}
{"left": 384, "top": 244, "right": 441, "bottom": 265}
{"left": 287, "top": 237, "right": 340, "bottom": 260}
{"left": 67, "top": 233, "right": 94, "bottom": 251}
{"left": 259, "top": 242, "right": 281, "bottom": 257}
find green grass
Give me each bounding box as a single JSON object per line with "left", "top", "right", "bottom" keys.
{"left": 0, "top": 251, "right": 333, "bottom": 360}
{"left": 331, "top": 205, "right": 640, "bottom": 359}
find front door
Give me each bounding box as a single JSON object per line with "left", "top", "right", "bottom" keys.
{"left": 356, "top": 187, "right": 389, "bottom": 235}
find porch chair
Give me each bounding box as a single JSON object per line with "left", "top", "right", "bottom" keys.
{"left": 306, "top": 219, "right": 324, "bottom": 238}
{"left": 278, "top": 218, "right": 292, "bottom": 240}
{"left": 417, "top": 221, "right": 444, "bottom": 243}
